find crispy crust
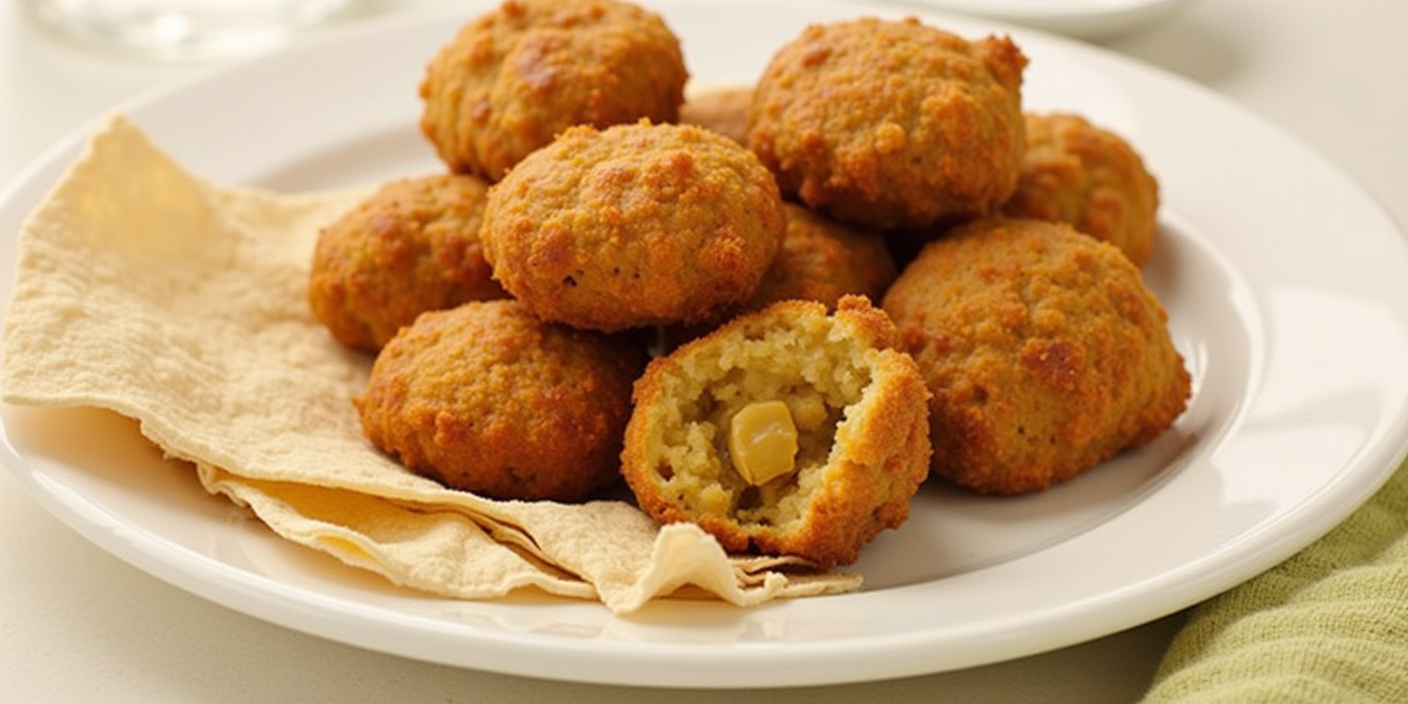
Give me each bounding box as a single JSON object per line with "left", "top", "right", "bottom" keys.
{"left": 621, "top": 296, "right": 931, "bottom": 567}
{"left": 480, "top": 120, "right": 786, "bottom": 332}
{"left": 1002, "top": 112, "right": 1161, "bottom": 266}
{"left": 748, "top": 17, "right": 1027, "bottom": 232}
{"left": 881, "top": 218, "right": 1190, "bottom": 494}
{"left": 307, "top": 173, "right": 505, "bottom": 352}
{"left": 354, "top": 299, "right": 645, "bottom": 502}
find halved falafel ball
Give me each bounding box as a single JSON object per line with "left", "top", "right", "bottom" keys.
{"left": 621, "top": 296, "right": 931, "bottom": 568}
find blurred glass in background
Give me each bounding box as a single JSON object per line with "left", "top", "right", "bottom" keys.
{"left": 22, "top": 0, "right": 357, "bottom": 61}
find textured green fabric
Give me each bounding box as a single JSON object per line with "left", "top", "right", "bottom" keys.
{"left": 1141, "top": 458, "right": 1408, "bottom": 703}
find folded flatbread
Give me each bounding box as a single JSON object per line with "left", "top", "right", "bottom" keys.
{"left": 0, "top": 115, "right": 860, "bottom": 613}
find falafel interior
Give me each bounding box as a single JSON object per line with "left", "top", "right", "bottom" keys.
{"left": 625, "top": 298, "right": 931, "bottom": 567}
{"left": 643, "top": 322, "right": 867, "bottom": 525}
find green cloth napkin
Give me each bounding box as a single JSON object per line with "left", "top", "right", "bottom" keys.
{"left": 1142, "top": 456, "right": 1408, "bottom": 703}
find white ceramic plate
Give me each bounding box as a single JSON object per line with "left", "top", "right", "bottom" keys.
{"left": 4, "top": 0, "right": 1408, "bottom": 690}
{"left": 891, "top": 0, "right": 1198, "bottom": 39}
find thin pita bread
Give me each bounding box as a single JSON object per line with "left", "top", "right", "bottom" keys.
{"left": 1, "top": 115, "right": 860, "bottom": 613}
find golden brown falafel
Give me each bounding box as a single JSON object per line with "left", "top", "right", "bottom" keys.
{"left": 307, "top": 173, "right": 505, "bottom": 352}
{"left": 660, "top": 201, "right": 898, "bottom": 350}
{"left": 354, "top": 299, "right": 645, "bottom": 502}
{"left": 1002, "top": 112, "right": 1161, "bottom": 266}
{"left": 881, "top": 217, "right": 1189, "bottom": 495}
{"left": 748, "top": 17, "right": 1027, "bottom": 233}
{"left": 419, "top": 0, "right": 689, "bottom": 181}
{"left": 748, "top": 202, "right": 898, "bottom": 310}
{"left": 480, "top": 120, "right": 787, "bottom": 332}
{"left": 621, "top": 296, "right": 931, "bottom": 568}
{"left": 678, "top": 86, "right": 753, "bottom": 145}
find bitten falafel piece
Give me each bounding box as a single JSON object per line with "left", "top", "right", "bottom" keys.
{"left": 480, "top": 120, "right": 787, "bottom": 332}
{"left": 354, "top": 299, "right": 645, "bottom": 502}
{"left": 748, "top": 17, "right": 1027, "bottom": 233}
{"left": 1002, "top": 112, "right": 1161, "bottom": 266}
{"left": 881, "top": 218, "right": 1190, "bottom": 494}
{"left": 419, "top": 0, "right": 689, "bottom": 182}
{"left": 308, "top": 173, "right": 506, "bottom": 352}
{"left": 621, "top": 296, "right": 931, "bottom": 568}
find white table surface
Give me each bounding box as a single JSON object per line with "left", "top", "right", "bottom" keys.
{"left": 2, "top": 1, "right": 1404, "bottom": 702}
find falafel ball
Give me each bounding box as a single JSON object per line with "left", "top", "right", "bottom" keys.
{"left": 748, "top": 17, "right": 1027, "bottom": 233}
{"left": 308, "top": 173, "right": 506, "bottom": 352}
{"left": 1002, "top": 112, "right": 1161, "bottom": 266}
{"left": 748, "top": 202, "right": 899, "bottom": 310}
{"left": 657, "top": 201, "right": 898, "bottom": 349}
{"left": 881, "top": 218, "right": 1190, "bottom": 495}
{"left": 354, "top": 299, "right": 645, "bottom": 502}
{"left": 419, "top": 0, "right": 689, "bottom": 181}
{"left": 678, "top": 86, "right": 753, "bottom": 145}
{"left": 622, "top": 296, "right": 932, "bottom": 568}
{"left": 480, "top": 120, "right": 787, "bottom": 332}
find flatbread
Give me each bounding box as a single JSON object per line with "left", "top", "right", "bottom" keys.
{"left": 0, "top": 115, "right": 861, "bottom": 613}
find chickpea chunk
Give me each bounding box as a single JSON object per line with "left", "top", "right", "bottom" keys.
{"left": 727, "top": 400, "right": 800, "bottom": 486}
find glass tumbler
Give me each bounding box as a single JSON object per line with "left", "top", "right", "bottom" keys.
{"left": 23, "top": 0, "right": 356, "bottom": 61}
